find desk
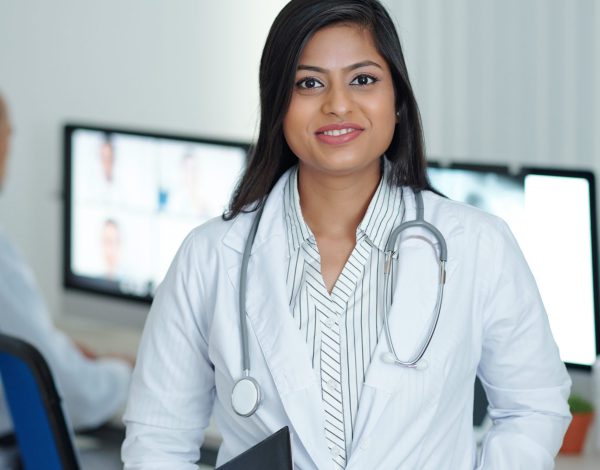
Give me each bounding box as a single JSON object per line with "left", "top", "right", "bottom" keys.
{"left": 556, "top": 453, "right": 599, "bottom": 470}
{"left": 74, "top": 424, "right": 217, "bottom": 469}
{"left": 57, "top": 314, "right": 142, "bottom": 358}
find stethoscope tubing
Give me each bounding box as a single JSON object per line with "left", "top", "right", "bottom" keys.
{"left": 382, "top": 260, "right": 446, "bottom": 368}
{"left": 238, "top": 202, "right": 265, "bottom": 375}
{"left": 233, "top": 189, "right": 447, "bottom": 416}
{"left": 381, "top": 191, "right": 447, "bottom": 368}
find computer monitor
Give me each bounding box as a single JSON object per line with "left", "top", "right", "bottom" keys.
{"left": 427, "top": 163, "right": 599, "bottom": 370}
{"left": 63, "top": 124, "right": 249, "bottom": 303}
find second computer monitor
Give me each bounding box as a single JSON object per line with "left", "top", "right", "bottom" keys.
{"left": 64, "top": 124, "right": 249, "bottom": 303}
{"left": 428, "top": 163, "right": 599, "bottom": 369}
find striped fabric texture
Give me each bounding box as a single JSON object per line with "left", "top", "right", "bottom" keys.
{"left": 283, "top": 164, "right": 405, "bottom": 468}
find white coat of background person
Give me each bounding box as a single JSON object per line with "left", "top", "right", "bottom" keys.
{"left": 122, "top": 1, "right": 572, "bottom": 468}
{"left": 0, "top": 93, "right": 133, "bottom": 436}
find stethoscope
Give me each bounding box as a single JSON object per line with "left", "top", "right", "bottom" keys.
{"left": 231, "top": 190, "right": 448, "bottom": 417}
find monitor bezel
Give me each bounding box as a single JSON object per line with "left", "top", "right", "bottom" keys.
{"left": 427, "top": 160, "right": 512, "bottom": 174}
{"left": 520, "top": 167, "right": 600, "bottom": 371}
{"left": 427, "top": 161, "right": 522, "bottom": 200}
{"left": 62, "top": 123, "right": 250, "bottom": 304}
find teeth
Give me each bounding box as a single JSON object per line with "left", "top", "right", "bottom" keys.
{"left": 323, "top": 128, "right": 355, "bottom": 136}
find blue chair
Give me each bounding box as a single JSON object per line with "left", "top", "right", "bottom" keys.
{"left": 0, "top": 333, "right": 80, "bottom": 469}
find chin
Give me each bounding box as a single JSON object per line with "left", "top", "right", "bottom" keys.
{"left": 313, "top": 160, "right": 380, "bottom": 178}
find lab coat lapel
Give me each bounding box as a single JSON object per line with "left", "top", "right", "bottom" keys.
{"left": 246, "top": 237, "right": 331, "bottom": 469}
{"left": 223, "top": 173, "right": 331, "bottom": 469}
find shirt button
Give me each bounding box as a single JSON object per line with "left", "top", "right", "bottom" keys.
{"left": 325, "top": 378, "right": 338, "bottom": 393}
{"left": 360, "top": 437, "right": 371, "bottom": 450}
{"left": 330, "top": 449, "right": 345, "bottom": 465}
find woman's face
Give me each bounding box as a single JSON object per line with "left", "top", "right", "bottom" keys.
{"left": 283, "top": 24, "right": 396, "bottom": 178}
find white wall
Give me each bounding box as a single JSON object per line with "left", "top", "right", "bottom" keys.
{"left": 0, "top": 1, "right": 598, "bottom": 327}
{"left": 0, "top": 0, "right": 288, "bottom": 323}
{"left": 384, "top": 0, "right": 600, "bottom": 167}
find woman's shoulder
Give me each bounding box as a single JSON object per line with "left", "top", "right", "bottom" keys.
{"left": 179, "top": 211, "right": 255, "bottom": 256}
{"left": 422, "top": 190, "right": 516, "bottom": 251}
{"left": 187, "top": 214, "right": 235, "bottom": 243}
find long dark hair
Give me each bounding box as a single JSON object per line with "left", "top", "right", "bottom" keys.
{"left": 225, "top": 0, "right": 431, "bottom": 219}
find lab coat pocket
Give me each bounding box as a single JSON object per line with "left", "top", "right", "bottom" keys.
{"left": 352, "top": 328, "right": 466, "bottom": 469}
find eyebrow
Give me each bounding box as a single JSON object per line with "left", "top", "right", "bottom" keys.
{"left": 297, "top": 60, "right": 383, "bottom": 73}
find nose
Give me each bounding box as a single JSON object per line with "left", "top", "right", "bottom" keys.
{"left": 321, "top": 82, "right": 353, "bottom": 119}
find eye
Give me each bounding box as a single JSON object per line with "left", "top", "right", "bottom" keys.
{"left": 351, "top": 74, "right": 378, "bottom": 86}
{"left": 295, "top": 77, "right": 324, "bottom": 90}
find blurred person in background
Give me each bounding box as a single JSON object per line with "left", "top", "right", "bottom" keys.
{"left": 0, "top": 92, "right": 133, "bottom": 454}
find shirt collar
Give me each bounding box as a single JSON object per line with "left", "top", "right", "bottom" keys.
{"left": 358, "top": 161, "right": 405, "bottom": 251}
{"left": 283, "top": 161, "right": 405, "bottom": 253}
{"left": 283, "top": 166, "right": 313, "bottom": 254}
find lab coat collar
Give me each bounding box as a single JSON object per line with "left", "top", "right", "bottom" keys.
{"left": 222, "top": 169, "right": 291, "bottom": 255}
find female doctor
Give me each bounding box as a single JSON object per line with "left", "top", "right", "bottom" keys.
{"left": 122, "top": 1, "right": 571, "bottom": 469}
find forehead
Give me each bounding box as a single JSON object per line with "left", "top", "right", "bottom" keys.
{"left": 298, "top": 23, "right": 384, "bottom": 68}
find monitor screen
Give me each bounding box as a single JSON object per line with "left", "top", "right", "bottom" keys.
{"left": 64, "top": 124, "right": 248, "bottom": 302}
{"left": 428, "top": 163, "right": 599, "bottom": 369}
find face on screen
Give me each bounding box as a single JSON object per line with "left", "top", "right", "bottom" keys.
{"left": 69, "top": 128, "right": 246, "bottom": 299}
{"left": 100, "top": 139, "right": 115, "bottom": 183}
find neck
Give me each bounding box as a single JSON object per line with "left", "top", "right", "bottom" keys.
{"left": 297, "top": 160, "right": 382, "bottom": 239}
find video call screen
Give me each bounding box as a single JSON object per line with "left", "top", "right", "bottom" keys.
{"left": 64, "top": 125, "right": 248, "bottom": 302}
{"left": 428, "top": 164, "right": 598, "bottom": 368}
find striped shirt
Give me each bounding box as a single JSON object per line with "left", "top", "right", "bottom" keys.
{"left": 283, "top": 164, "right": 405, "bottom": 469}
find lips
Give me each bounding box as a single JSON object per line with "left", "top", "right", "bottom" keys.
{"left": 315, "top": 122, "right": 364, "bottom": 145}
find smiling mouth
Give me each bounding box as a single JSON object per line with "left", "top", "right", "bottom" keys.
{"left": 315, "top": 125, "right": 364, "bottom": 145}
{"left": 319, "top": 128, "right": 357, "bottom": 137}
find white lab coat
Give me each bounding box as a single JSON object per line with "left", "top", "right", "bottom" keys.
{"left": 0, "top": 230, "right": 132, "bottom": 435}
{"left": 122, "top": 170, "right": 571, "bottom": 470}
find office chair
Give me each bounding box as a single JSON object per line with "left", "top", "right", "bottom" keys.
{"left": 0, "top": 333, "right": 80, "bottom": 470}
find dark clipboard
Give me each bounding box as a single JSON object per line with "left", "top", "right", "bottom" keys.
{"left": 216, "top": 427, "right": 293, "bottom": 470}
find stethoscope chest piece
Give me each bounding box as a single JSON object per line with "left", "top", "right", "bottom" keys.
{"left": 231, "top": 376, "right": 261, "bottom": 417}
